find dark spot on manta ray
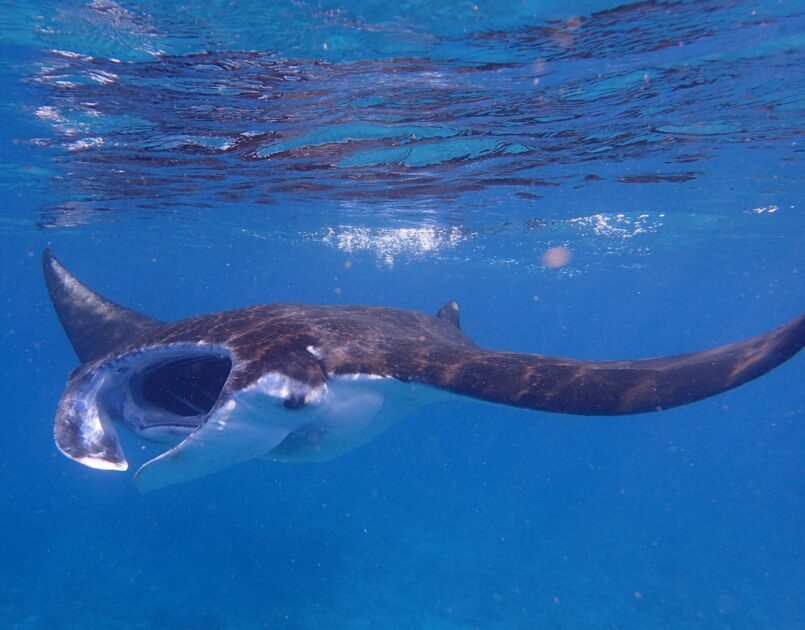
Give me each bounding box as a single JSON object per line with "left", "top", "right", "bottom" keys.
{"left": 42, "top": 249, "right": 804, "bottom": 492}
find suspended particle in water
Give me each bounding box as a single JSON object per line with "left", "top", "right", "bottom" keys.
{"left": 542, "top": 246, "right": 572, "bottom": 269}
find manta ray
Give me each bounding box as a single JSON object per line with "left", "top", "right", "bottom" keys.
{"left": 43, "top": 250, "right": 804, "bottom": 492}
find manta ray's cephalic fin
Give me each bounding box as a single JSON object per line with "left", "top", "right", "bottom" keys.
{"left": 43, "top": 249, "right": 165, "bottom": 363}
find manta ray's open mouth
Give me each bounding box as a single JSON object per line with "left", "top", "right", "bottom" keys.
{"left": 97, "top": 345, "right": 233, "bottom": 441}
{"left": 135, "top": 353, "right": 232, "bottom": 418}
{"left": 53, "top": 344, "right": 236, "bottom": 473}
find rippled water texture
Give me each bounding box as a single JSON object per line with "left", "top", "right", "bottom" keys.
{"left": 6, "top": 0, "right": 798, "bottom": 233}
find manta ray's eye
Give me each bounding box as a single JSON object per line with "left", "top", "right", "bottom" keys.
{"left": 139, "top": 354, "right": 232, "bottom": 417}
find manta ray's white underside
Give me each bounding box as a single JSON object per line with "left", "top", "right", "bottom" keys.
{"left": 136, "top": 372, "right": 446, "bottom": 492}
{"left": 67, "top": 344, "right": 450, "bottom": 492}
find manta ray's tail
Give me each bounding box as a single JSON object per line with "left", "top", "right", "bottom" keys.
{"left": 430, "top": 313, "right": 805, "bottom": 415}
{"left": 43, "top": 250, "right": 165, "bottom": 363}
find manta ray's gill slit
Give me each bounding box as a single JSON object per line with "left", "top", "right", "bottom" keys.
{"left": 137, "top": 354, "right": 232, "bottom": 417}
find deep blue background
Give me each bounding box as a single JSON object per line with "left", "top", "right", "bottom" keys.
{"left": 1, "top": 1, "right": 803, "bottom": 628}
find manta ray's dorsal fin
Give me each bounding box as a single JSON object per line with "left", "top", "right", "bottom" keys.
{"left": 43, "top": 250, "right": 164, "bottom": 363}
{"left": 437, "top": 300, "right": 461, "bottom": 329}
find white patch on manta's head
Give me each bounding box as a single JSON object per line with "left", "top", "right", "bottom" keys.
{"left": 210, "top": 399, "right": 237, "bottom": 431}
{"left": 306, "top": 345, "right": 323, "bottom": 360}
{"left": 330, "top": 372, "right": 390, "bottom": 381}
{"left": 230, "top": 371, "right": 327, "bottom": 411}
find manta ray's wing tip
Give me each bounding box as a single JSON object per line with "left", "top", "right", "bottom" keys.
{"left": 42, "top": 248, "right": 64, "bottom": 279}
{"left": 42, "top": 248, "right": 65, "bottom": 275}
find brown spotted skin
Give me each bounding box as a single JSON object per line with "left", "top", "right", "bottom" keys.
{"left": 45, "top": 250, "right": 804, "bottom": 416}
{"left": 429, "top": 316, "right": 805, "bottom": 414}
{"left": 120, "top": 303, "right": 479, "bottom": 393}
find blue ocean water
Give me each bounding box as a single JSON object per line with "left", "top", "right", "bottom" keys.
{"left": 1, "top": 0, "right": 803, "bottom": 627}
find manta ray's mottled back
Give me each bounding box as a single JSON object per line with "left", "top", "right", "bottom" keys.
{"left": 43, "top": 251, "right": 804, "bottom": 491}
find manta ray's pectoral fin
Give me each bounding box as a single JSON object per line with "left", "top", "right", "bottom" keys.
{"left": 43, "top": 250, "right": 164, "bottom": 363}
{"left": 437, "top": 300, "right": 461, "bottom": 329}
{"left": 425, "top": 312, "right": 805, "bottom": 415}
